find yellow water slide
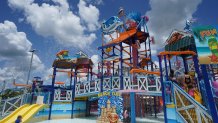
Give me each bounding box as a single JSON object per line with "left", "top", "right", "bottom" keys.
{"left": 0, "top": 104, "right": 45, "bottom": 123}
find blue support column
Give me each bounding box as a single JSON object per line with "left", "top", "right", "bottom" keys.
{"left": 148, "top": 38, "right": 153, "bottom": 71}
{"left": 164, "top": 55, "right": 169, "bottom": 81}
{"left": 87, "top": 67, "right": 89, "bottom": 81}
{"left": 71, "top": 69, "right": 77, "bottom": 118}
{"left": 182, "top": 56, "right": 188, "bottom": 73}
{"left": 120, "top": 42, "right": 124, "bottom": 90}
{"left": 30, "top": 81, "right": 36, "bottom": 104}
{"left": 90, "top": 68, "right": 93, "bottom": 80}
{"left": 130, "top": 92, "right": 136, "bottom": 123}
{"left": 48, "top": 67, "right": 56, "bottom": 120}
{"left": 168, "top": 55, "right": 172, "bottom": 71}
{"left": 113, "top": 61, "right": 115, "bottom": 76}
{"left": 158, "top": 55, "right": 168, "bottom": 123}
{"left": 113, "top": 46, "right": 115, "bottom": 76}
{"left": 201, "top": 65, "right": 218, "bottom": 123}
{"left": 130, "top": 40, "right": 132, "bottom": 64}
{"left": 192, "top": 55, "right": 201, "bottom": 81}
{"left": 70, "top": 69, "right": 73, "bottom": 89}
{"left": 101, "top": 50, "right": 104, "bottom": 92}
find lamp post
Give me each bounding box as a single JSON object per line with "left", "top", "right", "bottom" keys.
{"left": 26, "top": 49, "right": 36, "bottom": 85}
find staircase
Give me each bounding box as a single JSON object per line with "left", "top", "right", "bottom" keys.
{"left": 172, "top": 83, "right": 213, "bottom": 123}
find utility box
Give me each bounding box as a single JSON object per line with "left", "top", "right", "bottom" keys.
{"left": 36, "top": 96, "right": 44, "bottom": 104}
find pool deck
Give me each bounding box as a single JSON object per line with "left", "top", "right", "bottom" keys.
{"left": 37, "top": 114, "right": 164, "bottom": 123}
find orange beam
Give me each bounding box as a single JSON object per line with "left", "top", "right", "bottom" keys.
{"left": 115, "top": 47, "right": 130, "bottom": 55}
{"left": 139, "top": 49, "right": 150, "bottom": 52}
{"left": 123, "top": 46, "right": 130, "bottom": 48}
{"left": 57, "top": 70, "right": 73, "bottom": 73}
{"left": 123, "top": 61, "right": 133, "bottom": 67}
{"left": 130, "top": 69, "right": 160, "bottom": 76}
{"left": 159, "top": 51, "right": 196, "bottom": 56}
{"left": 104, "top": 29, "right": 137, "bottom": 46}
{"left": 55, "top": 82, "right": 65, "bottom": 85}
{"left": 13, "top": 81, "right": 31, "bottom": 87}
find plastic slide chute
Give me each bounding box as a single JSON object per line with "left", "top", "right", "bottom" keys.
{"left": 0, "top": 104, "right": 45, "bottom": 123}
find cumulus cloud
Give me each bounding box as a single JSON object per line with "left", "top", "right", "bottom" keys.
{"left": 146, "top": 0, "right": 202, "bottom": 49}
{"left": 85, "top": 0, "right": 103, "bottom": 5}
{"left": 0, "top": 20, "right": 44, "bottom": 88}
{"left": 8, "top": 0, "right": 100, "bottom": 48}
{"left": 91, "top": 54, "right": 99, "bottom": 73}
{"left": 78, "top": 0, "right": 100, "bottom": 31}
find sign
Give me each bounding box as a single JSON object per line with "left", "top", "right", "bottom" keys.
{"left": 98, "top": 91, "right": 121, "bottom": 97}
{"left": 98, "top": 91, "right": 123, "bottom": 120}
{"left": 193, "top": 26, "right": 218, "bottom": 64}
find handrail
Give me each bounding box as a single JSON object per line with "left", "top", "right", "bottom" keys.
{"left": 173, "top": 83, "right": 208, "bottom": 111}
{"left": 172, "top": 82, "right": 213, "bottom": 122}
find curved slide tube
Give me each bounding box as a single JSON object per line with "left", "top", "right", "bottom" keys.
{"left": 0, "top": 104, "right": 45, "bottom": 123}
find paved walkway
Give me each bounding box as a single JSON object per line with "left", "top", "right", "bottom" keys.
{"left": 37, "top": 116, "right": 164, "bottom": 123}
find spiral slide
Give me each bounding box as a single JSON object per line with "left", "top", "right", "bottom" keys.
{"left": 0, "top": 104, "right": 45, "bottom": 123}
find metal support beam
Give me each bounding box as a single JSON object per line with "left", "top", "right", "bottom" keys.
{"left": 130, "top": 92, "right": 136, "bottom": 123}
{"left": 101, "top": 50, "right": 104, "bottom": 92}
{"left": 182, "top": 56, "right": 188, "bottom": 73}
{"left": 158, "top": 55, "right": 168, "bottom": 123}
{"left": 168, "top": 55, "right": 172, "bottom": 71}
{"left": 87, "top": 67, "right": 89, "bottom": 81}
{"left": 120, "top": 42, "right": 124, "bottom": 90}
{"left": 70, "top": 69, "right": 73, "bottom": 89}
{"left": 71, "top": 69, "right": 77, "bottom": 118}
{"left": 90, "top": 68, "right": 93, "bottom": 80}
{"left": 48, "top": 67, "right": 56, "bottom": 120}
{"left": 164, "top": 55, "right": 169, "bottom": 81}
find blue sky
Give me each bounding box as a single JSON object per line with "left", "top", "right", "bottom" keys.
{"left": 0, "top": 0, "right": 217, "bottom": 87}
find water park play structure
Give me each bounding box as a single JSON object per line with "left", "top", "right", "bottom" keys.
{"left": 1, "top": 9, "right": 218, "bottom": 123}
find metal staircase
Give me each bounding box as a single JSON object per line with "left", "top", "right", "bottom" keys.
{"left": 164, "top": 81, "right": 213, "bottom": 123}
{"left": 173, "top": 83, "right": 212, "bottom": 123}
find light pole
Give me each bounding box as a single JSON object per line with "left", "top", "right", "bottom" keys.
{"left": 26, "top": 49, "right": 36, "bottom": 85}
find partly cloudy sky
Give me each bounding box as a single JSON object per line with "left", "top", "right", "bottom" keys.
{"left": 0, "top": 0, "right": 217, "bottom": 88}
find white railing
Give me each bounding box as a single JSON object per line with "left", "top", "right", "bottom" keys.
{"left": 54, "top": 90, "right": 72, "bottom": 101}
{"left": 74, "top": 79, "right": 100, "bottom": 96}
{"left": 112, "top": 77, "right": 120, "bottom": 90}
{"left": 137, "top": 76, "right": 161, "bottom": 92}
{"left": 103, "top": 77, "right": 111, "bottom": 91}
{"left": 123, "top": 76, "right": 131, "bottom": 90}
{"left": 173, "top": 83, "right": 213, "bottom": 123}
{"left": 0, "top": 95, "right": 24, "bottom": 117}
{"left": 0, "top": 92, "right": 50, "bottom": 118}
{"left": 55, "top": 76, "right": 161, "bottom": 101}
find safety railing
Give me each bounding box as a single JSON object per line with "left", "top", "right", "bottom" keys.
{"left": 54, "top": 89, "right": 72, "bottom": 101}
{"left": 0, "top": 92, "right": 50, "bottom": 119}
{"left": 172, "top": 82, "right": 213, "bottom": 123}
{"left": 75, "top": 79, "right": 100, "bottom": 96}
{"left": 75, "top": 76, "right": 161, "bottom": 97}
{"left": 137, "top": 76, "right": 161, "bottom": 92}
{"left": 54, "top": 76, "right": 161, "bottom": 101}
{"left": 163, "top": 81, "right": 175, "bottom": 104}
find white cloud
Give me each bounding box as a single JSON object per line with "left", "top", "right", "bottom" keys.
{"left": 85, "top": 0, "right": 103, "bottom": 5}
{"left": 8, "top": 0, "right": 99, "bottom": 48}
{"left": 78, "top": 0, "right": 100, "bottom": 31}
{"left": 146, "top": 0, "right": 202, "bottom": 49}
{"left": 91, "top": 54, "right": 99, "bottom": 73}
{"left": 0, "top": 20, "right": 44, "bottom": 88}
